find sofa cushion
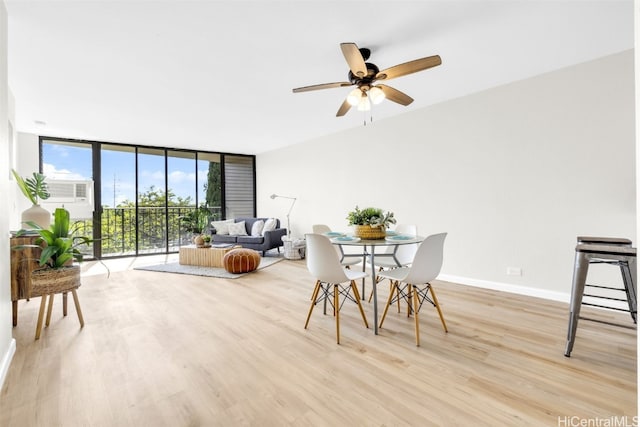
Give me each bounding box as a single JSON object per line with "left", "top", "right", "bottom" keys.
{"left": 251, "top": 220, "right": 264, "bottom": 236}
{"left": 263, "top": 218, "right": 277, "bottom": 234}
{"left": 210, "top": 219, "right": 235, "bottom": 235}
{"left": 228, "top": 221, "right": 248, "bottom": 236}
{"left": 212, "top": 234, "right": 238, "bottom": 244}
{"left": 237, "top": 236, "right": 265, "bottom": 245}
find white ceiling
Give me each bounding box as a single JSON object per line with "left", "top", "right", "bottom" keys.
{"left": 6, "top": 0, "right": 634, "bottom": 155}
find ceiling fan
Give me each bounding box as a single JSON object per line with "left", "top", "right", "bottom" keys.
{"left": 292, "top": 42, "right": 441, "bottom": 117}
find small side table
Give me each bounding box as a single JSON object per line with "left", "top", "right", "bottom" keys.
{"left": 282, "top": 237, "right": 306, "bottom": 260}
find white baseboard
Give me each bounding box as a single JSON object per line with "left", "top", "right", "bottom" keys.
{"left": 0, "top": 338, "right": 16, "bottom": 391}
{"left": 438, "top": 274, "right": 570, "bottom": 303}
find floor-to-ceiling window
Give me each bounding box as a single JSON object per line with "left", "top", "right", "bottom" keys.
{"left": 101, "top": 144, "right": 136, "bottom": 257}
{"left": 40, "top": 137, "right": 255, "bottom": 258}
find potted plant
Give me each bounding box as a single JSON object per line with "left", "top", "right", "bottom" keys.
{"left": 180, "top": 205, "right": 211, "bottom": 234}
{"left": 14, "top": 207, "right": 95, "bottom": 291}
{"left": 12, "top": 169, "right": 51, "bottom": 229}
{"left": 346, "top": 206, "right": 396, "bottom": 239}
{"left": 13, "top": 206, "right": 99, "bottom": 339}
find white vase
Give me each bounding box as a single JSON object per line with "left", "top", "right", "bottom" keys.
{"left": 22, "top": 204, "right": 51, "bottom": 229}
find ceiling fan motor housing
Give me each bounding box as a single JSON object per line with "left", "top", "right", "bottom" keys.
{"left": 348, "top": 62, "right": 380, "bottom": 85}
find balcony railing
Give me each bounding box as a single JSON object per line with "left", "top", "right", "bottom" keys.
{"left": 72, "top": 206, "right": 223, "bottom": 257}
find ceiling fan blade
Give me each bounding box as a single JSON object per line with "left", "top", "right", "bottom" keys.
{"left": 336, "top": 99, "right": 351, "bottom": 117}
{"left": 378, "top": 84, "right": 414, "bottom": 106}
{"left": 340, "top": 43, "right": 367, "bottom": 78}
{"left": 292, "top": 82, "right": 352, "bottom": 93}
{"left": 376, "top": 55, "right": 442, "bottom": 81}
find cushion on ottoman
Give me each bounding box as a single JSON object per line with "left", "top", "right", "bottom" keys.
{"left": 223, "top": 248, "right": 261, "bottom": 274}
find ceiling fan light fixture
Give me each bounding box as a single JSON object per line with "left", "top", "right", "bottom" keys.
{"left": 357, "top": 95, "right": 371, "bottom": 111}
{"left": 369, "top": 86, "right": 385, "bottom": 105}
{"left": 347, "top": 88, "right": 363, "bottom": 106}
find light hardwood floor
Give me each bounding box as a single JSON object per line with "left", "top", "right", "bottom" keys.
{"left": 1, "top": 256, "right": 636, "bottom": 426}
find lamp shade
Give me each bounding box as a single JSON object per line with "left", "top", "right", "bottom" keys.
{"left": 357, "top": 95, "right": 371, "bottom": 111}
{"left": 369, "top": 86, "right": 386, "bottom": 105}
{"left": 347, "top": 88, "right": 362, "bottom": 106}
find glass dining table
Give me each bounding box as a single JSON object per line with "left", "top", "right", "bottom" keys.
{"left": 330, "top": 234, "right": 425, "bottom": 334}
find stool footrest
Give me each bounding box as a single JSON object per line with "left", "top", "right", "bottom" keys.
{"left": 585, "top": 283, "right": 626, "bottom": 291}
{"left": 579, "top": 316, "right": 637, "bottom": 329}
{"left": 582, "top": 301, "right": 636, "bottom": 313}
{"left": 584, "top": 293, "right": 628, "bottom": 302}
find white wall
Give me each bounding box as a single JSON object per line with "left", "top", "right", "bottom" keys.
{"left": 10, "top": 132, "right": 39, "bottom": 230}
{"left": 0, "top": 0, "right": 17, "bottom": 391}
{"left": 257, "top": 50, "right": 636, "bottom": 300}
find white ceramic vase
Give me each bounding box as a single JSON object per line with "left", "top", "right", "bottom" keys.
{"left": 22, "top": 204, "right": 51, "bottom": 229}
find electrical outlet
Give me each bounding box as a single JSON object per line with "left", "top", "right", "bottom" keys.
{"left": 507, "top": 267, "right": 522, "bottom": 276}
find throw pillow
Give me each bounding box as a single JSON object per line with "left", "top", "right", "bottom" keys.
{"left": 210, "top": 219, "right": 234, "bottom": 235}
{"left": 262, "top": 218, "right": 277, "bottom": 235}
{"left": 251, "top": 220, "right": 265, "bottom": 237}
{"left": 228, "top": 221, "right": 248, "bottom": 236}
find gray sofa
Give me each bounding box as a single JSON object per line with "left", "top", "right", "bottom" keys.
{"left": 211, "top": 217, "right": 287, "bottom": 255}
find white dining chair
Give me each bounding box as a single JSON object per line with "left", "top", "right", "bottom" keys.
{"left": 312, "top": 224, "right": 362, "bottom": 268}
{"left": 304, "top": 233, "right": 369, "bottom": 344}
{"left": 377, "top": 232, "right": 448, "bottom": 346}
{"left": 367, "top": 224, "right": 418, "bottom": 303}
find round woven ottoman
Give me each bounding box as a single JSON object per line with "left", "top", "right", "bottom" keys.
{"left": 223, "top": 248, "right": 261, "bottom": 274}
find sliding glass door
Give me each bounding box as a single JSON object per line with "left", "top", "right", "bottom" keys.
{"left": 41, "top": 137, "right": 255, "bottom": 258}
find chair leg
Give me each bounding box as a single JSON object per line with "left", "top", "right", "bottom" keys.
{"left": 351, "top": 281, "right": 369, "bottom": 329}
{"left": 429, "top": 285, "right": 448, "bottom": 333}
{"left": 45, "top": 293, "right": 55, "bottom": 327}
{"left": 368, "top": 268, "right": 384, "bottom": 303}
{"left": 334, "top": 284, "right": 340, "bottom": 344}
{"left": 304, "top": 280, "right": 321, "bottom": 329}
{"left": 411, "top": 284, "right": 421, "bottom": 347}
{"left": 63, "top": 292, "right": 68, "bottom": 316}
{"left": 35, "top": 295, "right": 48, "bottom": 340}
{"left": 379, "top": 281, "right": 398, "bottom": 329}
{"left": 72, "top": 289, "right": 84, "bottom": 328}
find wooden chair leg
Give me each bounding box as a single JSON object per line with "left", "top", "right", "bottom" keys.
{"left": 429, "top": 285, "right": 448, "bottom": 333}
{"left": 411, "top": 284, "right": 421, "bottom": 346}
{"left": 63, "top": 292, "right": 68, "bottom": 316}
{"left": 71, "top": 289, "right": 84, "bottom": 328}
{"left": 305, "top": 280, "right": 321, "bottom": 329}
{"left": 334, "top": 284, "right": 340, "bottom": 344}
{"left": 45, "top": 293, "right": 55, "bottom": 327}
{"left": 379, "top": 281, "right": 398, "bottom": 329}
{"left": 351, "top": 281, "right": 369, "bottom": 329}
{"left": 35, "top": 295, "right": 48, "bottom": 340}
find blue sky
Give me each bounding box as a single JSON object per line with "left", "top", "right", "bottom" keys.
{"left": 42, "top": 143, "right": 208, "bottom": 207}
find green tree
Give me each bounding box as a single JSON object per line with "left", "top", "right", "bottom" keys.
{"left": 205, "top": 162, "right": 221, "bottom": 216}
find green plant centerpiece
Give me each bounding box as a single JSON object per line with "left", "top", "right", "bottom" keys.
{"left": 346, "top": 206, "right": 396, "bottom": 239}
{"left": 12, "top": 169, "right": 51, "bottom": 229}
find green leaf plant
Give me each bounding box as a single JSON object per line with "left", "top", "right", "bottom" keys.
{"left": 14, "top": 207, "right": 94, "bottom": 269}
{"left": 11, "top": 169, "right": 50, "bottom": 205}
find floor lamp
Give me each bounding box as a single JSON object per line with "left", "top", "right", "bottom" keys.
{"left": 270, "top": 194, "right": 296, "bottom": 238}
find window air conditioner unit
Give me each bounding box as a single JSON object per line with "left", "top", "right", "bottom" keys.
{"left": 42, "top": 180, "right": 94, "bottom": 219}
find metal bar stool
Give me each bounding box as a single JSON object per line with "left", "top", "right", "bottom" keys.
{"left": 564, "top": 239, "right": 636, "bottom": 357}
